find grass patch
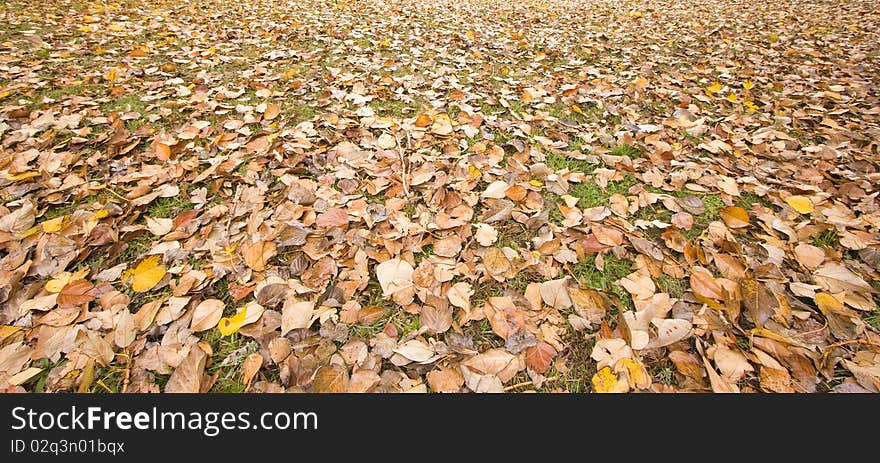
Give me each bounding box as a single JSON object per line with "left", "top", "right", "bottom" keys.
{"left": 546, "top": 151, "right": 596, "bottom": 174}
{"left": 117, "top": 235, "right": 154, "bottom": 264}
{"left": 735, "top": 192, "right": 772, "bottom": 210}
{"left": 812, "top": 228, "right": 840, "bottom": 249}
{"left": 102, "top": 93, "right": 147, "bottom": 115}
{"left": 571, "top": 254, "right": 634, "bottom": 312}
{"left": 463, "top": 319, "right": 505, "bottom": 352}
{"left": 679, "top": 193, "right": 724, "bottom": 240}
{"left": 495, "top": 223, "right": 531, "bottom": 250}
{"left": 146, "top": 195, "right": 193, "bottom": 219}
{"left": 288, "top": 102, "right": 318, "bottom": 123}
{"left": 567, "top": 174, "right": 641, "bottom": 209}
{"left": 530, "top": 333, "right": 596, "bottom": 393}
{"left": 370, "top": 98, "right": 410, "bottom": 116}
{"left": 608, "top": 144, "right": 643, "bottom": 159}
{"left": 656, "top": 274, "right": 686, "bottom": 297}
{"left": 349, "top": 281, "right": 395, "bottom": 339}
{"left": 863, "top": 310, "right": 880, "bottom": 332}
{"left": 202, "top": 330, "right": 258, "bottom": 393}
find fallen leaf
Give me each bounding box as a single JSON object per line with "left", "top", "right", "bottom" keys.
{"left": 165, "top": 345, "right": 207, "bottom": 393}
{"left": 375, "top": 258, "right": 414, "bottom": 297}
{"left": 525, "top": 342, "right": 556, "bottom": 374}
{"left": 719, "top": 206, "right": 750, "bottom": 228}
{"left": 190, "top": 299, "right": 225, "bottom": 332}
{"left": 122, "top": 255, "right": 167, "bottom": 292}
{"left": 57, "top": 279, "right": 96, "bottom": 308}
{"left": 218, "top": 306, "right": 248, "bottom": 336}
{"left": 784, "top": 195, "right": 813, "bottom": 214}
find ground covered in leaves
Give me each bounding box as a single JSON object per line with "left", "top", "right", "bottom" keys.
{"left": 1, "top": 0, "right": 879, "bottom": 393}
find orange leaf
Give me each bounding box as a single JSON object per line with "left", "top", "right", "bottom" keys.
{"left": 243, "top": 240, "right": 277, "bottom": 272}
{"left": 315, "top": 207, "right": 350, "bottom": 228}
{"left": 414, "top": 113, "right": 432, "bottom": 127}
{"left": 719, "top": 206, "right": 750, "bottom": 228}
{"left": 155, "top": 143, "right": 171, "bottom": 161}
{"left": 263, "top": 103, "right": 280, "bottom": 121}
{"left": 690, "top": 270, "right": 725, "bottom": 300}
{"left": 57, "top": 279, "right": 96, "bottom": 308}
{"left": 525, "top": 342, "right": 557, "bottom": 374}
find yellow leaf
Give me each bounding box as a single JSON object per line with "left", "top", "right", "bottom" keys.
{"left": 570, "top": 104, "right": 585, "bottom": 116}
{"left": 743, "top": 80, "right": 754, "bottom": 90}
{"left": 465, "top": 30, "right": 475, "bottom": 40}
{"left": 529, "top": 179, "right": 543, "bottom": 187}
{"left": 45, "top": 272, "right": 74, "bottom": 293}
{"left": 18, "top": 226, "right": 40, "bottom": 239}
{"left": 105, "top": 68, "right": 118, "bottom": 82}
{"left": 78, "top": 25, "right": 94, "bottom": 33}
{"left": 726, "top": 93, "right": 738, "bottom": 102}
{"left": 468, "top": 165, "right": 481, "bottom": 179}
{"left": 615, "top": 358, "right": 652, "bottom": 390}
{"left": 707, "top": 82, "right": 723, "bottom": 93}
{"left": 814, "top": 292, "right": 843, "bottom": 315}
{"left": 90, "top": 208, "right": 110, "bottom": 221}
{"left": 123, "top": 255, "right": 167, "bottom": 292}
{"left": 0, "top": 325, "right": 23, "bottom": 341}
{"left": 380, "top": 38, "right": 391, "bottom": 47}
{"left": 591, "top": 366, "right": 628, "bottom": 393}
{"left": 5, "top": 171, "right": 40, "bottom": 182}
{"left": 41, "top": 216, "right": 66, "bottom": 233}
{"left": 784, "top": 195, "right": 813, "bottom": 214}
{"left": 744, "top": 101, "right": 758, "bottom": 113}
{"left": 218, "top": 307, "right": 248, "bottom": 336}
{"left": 108, "top": 24, "right": 125, "bottom": 32}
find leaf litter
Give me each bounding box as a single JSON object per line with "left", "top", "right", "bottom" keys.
{"left": 1, "top": 0, "right": 879, "bottom": 393}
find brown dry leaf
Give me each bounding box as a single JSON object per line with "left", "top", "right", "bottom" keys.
{"left": 263, "top": 103, "right": 280, "bottom": 121}
{"left": 281, "top": 298, "right": 314, "bottom": 335}
{"left": 241, "top": 353, "right": 263, "bottom": 389}
{"left": 794, "top": 243, "right": 826, "bottom": 270}
{"left": 312, "top": 364, "right": 349, "bottom": 393}
{"left": 446, "top": 282, "right": 473, "bottom": 311}
{"left": 57, "top": 279, "right": 96, "bottom": 308}
{"left": 525, "top": 342, "right": 556, "bottom": 374}
{"left": 165, "top": 345, "right": 208, "bottom": 393}
{"left": 483, "top": 247, "right": 511, "bottom": 281}
{"left": 426, "top": 366, "right": 464, "bottom": 393}
{"left": 316, "top": 207, "right": 350, "bottom": 228}
{"left": 473, "top": 223, "right": 498, "bottom": 246}
{"left": 375, "top": 258, "right": 414, "bottom": 298}
{"left": 690, "top": 270, "right": 725, "bottom": 300}
{"left": 243, "top": 240, "right": 277, "bottom": 272}
{"left": 430, "top": 113, "right": 453, "bottom": 135}
{"left": 434, "top": 235, "right": 463, "bottom": 257}
{"left": 421, "top": 303, "right": 452, "bottom": 335}
{"left": 740, "top": 279, "right": 776, "bottom": 328}
{"left": 114, "top": 310, "right": 136, "bottom": 348}
{"left": 190, "top": 299, "right": 225, "bottom": 332}
{"left": 540, "top": 278, "right": 573, "bottom": 310}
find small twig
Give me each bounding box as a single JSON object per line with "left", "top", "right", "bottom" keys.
{"left": 95, "top": 380, "right": 113, "bottom": 393}
{"left": 822, "top": 338, "right": 880, "bottom": 363}
{"left": 504, "top": 376, "right": 559, "bottom": 392}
